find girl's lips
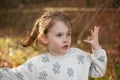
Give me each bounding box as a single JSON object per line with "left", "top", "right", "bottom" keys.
{"left": 62, "top": 45, "right": 69, "bottom": 49}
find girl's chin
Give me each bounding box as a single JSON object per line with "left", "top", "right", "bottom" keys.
{"left": 61, "top": 48, "right": 69, "bottom": 53}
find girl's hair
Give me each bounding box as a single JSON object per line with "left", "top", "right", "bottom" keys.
{"left": 21, "top": 11, "right": 72, "bottom": 49}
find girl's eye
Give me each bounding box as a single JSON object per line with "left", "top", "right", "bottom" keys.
{"left": 67, "top": 33, "right": 71, "bottom": 36}
{"left": 56, "top": 33, "right": 62, "bottom": 37}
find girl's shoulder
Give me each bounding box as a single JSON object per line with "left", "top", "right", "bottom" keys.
{"left": 69, "top": 48, "right": 91, "bottom": 62}
{"left": 70, "top": 47, "right": 90, "bottom": 56}
{"left": 25, "top": 53, "right": 47, "bottom": 64}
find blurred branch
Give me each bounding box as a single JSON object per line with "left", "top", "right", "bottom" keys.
{"left": 77, "top": 4, "right": 105, "bottom": 40}
{"left": 77, "top": 0, "right": 120, "bottom": 40}
{"left": 0, "top": 7, "right": 120, "bottom": 14}
{"left": 110, "top": 8, "right": 120, "bottom": 29}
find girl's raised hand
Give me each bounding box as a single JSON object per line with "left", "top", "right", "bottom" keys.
{"left": 84, "top": 26, "right": 100, "bottom": 50}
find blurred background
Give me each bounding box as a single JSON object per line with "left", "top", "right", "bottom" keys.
{"left": 0, "top": 0, "right": 120, "bottom": 80}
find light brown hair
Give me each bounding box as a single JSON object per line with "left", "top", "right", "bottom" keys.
{"left": 21, "top": 11, "right": 72, "bottom": 50}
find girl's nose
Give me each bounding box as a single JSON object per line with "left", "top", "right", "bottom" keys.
{"left": 63, "top": 36, "right": 69, "bottom": 43}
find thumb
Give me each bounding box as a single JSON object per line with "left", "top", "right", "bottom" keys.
{"left": 84, "top": 39, "right": 91, "bottom": 44}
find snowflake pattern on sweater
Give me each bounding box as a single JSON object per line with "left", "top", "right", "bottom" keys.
{"left": 27, "top": 61, "right": 33, "bottom": 72}
{"left": 42, "top": 56, "right": 50, "bottom": 63}
{"left": 97, "top": 56, "right": 105, "bottom": 62}
{"left": 52, "top": 62, "right": 61, "bottom": 74}
{"left": 67, "top": 67, "right": 74, "bottom": 77}
{"left": 0, "top": 73, "right": 3, "bottom": 80}
{"left": 16, "top": 71, "right": 24, "bottom": 80}
{"left": 76, "top": 55, "right": 85, "bottom": 64}
{"left": 38, "top": 71, "right": 48, "bottom": 80}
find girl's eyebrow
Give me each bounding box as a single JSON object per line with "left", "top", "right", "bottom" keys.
{"left": 67, "top": 30, "right": 72, "bottom": 34}
{"left": 54, "top": 30, "right": 71, "bottom": 33}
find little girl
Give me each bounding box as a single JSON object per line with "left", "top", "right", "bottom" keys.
{"left": 0, "top": 11, "right": 107, "bottom": 80}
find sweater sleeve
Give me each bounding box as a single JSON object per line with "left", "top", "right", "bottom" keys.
{"left": 89, "top": 47, "right": 107, "bottom": 78}
{"left": 0, "top": 59, "right": 37, "bottom": 80}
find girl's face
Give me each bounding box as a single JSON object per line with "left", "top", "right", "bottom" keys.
{"left": 45, "top": 20, "right": 71, "bottom": 56}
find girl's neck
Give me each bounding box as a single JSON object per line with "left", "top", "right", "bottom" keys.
{"left": 49, "top": 51, "right": 66, "bottom": 57}
{"left": 47, "top": 50, "right": 70, "bottom": 59}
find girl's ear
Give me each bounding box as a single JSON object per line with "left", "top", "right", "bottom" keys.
{"left": 40, "top": 35, "right": 48, "bottom": 44}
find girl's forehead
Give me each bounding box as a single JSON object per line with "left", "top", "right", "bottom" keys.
{"left": 49, "top": 20, "right": 71, "bottom": 32}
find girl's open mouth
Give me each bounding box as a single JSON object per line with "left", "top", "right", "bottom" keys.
{"left": 62, "top": 45, "right": 69, "bottom": 49}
